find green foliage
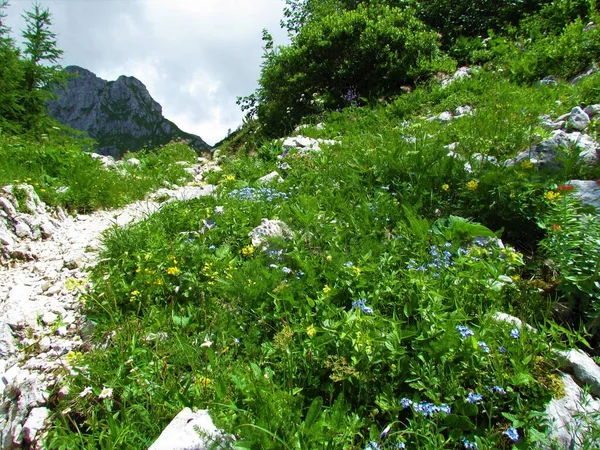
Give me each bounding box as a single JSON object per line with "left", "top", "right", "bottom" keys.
{"left": 21, "top": 3, "right": 65, "bottom": 130}
{"left": 497, "top": 11, "right": 600, "bottom": 82}
{"left": 539, "top": 193, "right": 600, "bottom": 334}
{"left": 414, "top": 0, "right": 553, "bottom": 47}
{"left": 251, "top": 3, "right": 454, "bottom": 136}
{"left": 46, "top": 71, "right": 600, "bottom": 449}
{"left": 0, "top": 133, "right": 198, "bottom": 212}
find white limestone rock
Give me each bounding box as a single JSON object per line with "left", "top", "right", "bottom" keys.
{"left": 566, "top": 180, "right": 600, "bottom": 211}
{"left": 543, "top": 372, "right": 600, "bottom": 449}
{"left": 149, "top": 408, "right": 233, "bottom": 450}
{"left": 557, "top": 349, "right": 600, "bottom": 396}
{"left": 566, "top": 106, "right": 591, "bottom": 131}
{"left": 258, "top": 171, "right": 284, "bottom": 184}
{"left": 249, "top": 219, "right": 293, "bottom": 250}
{"left": 23, "top": 407, "right": 49, "bottom": 444}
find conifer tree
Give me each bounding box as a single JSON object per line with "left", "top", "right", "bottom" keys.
{"left": 21, "top": 2, "right": 64, "bottom": 129}
{"left": 0, "top": 0, "right": 25, "bottom": 132}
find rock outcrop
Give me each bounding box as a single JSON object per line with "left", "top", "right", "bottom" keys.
{"left": 48, "top": 66, "right": 211, "bottom": 158}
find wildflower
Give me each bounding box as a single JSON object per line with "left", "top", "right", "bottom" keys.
{"left": 352, "top": 298, "right": 373, "bottom": 315}
{"left": 556, "top": 184, "right": 575, "bottom": 192}
{"left": 413, "top": 401, "right": 451, "bottom": 417}
{"left": 241, "top": 245, "right": 255, "bottom": 257}
{"left": 510, "top": 328, "right": 520, "bottom": 339}
{"left": 478, "top": 341, "right": 490, "bottom": 353}
{"left": 380, "top": 425, "right": 392, "bottom": 439}
{"left": 39, "top": 189, "right": 46, "bottom": 193}
{"left": 442, "top": 183, "right": 450, "bottom": 191}
{"left": 543, "top": 191, "right": 561, "bottom": 202}
{"left": 326, "top": 255, "right": 332, "bottom": 262}
{"left": 224, "top": 174, "right": 235, "bottom": 182}
{"left": 511, "top": 275, "right": 521, "bottom": 282}
{"left": 466, "top": 392, "right": 483, "bottom": 403}
{"left": 98, "top": 387, "right": 113, "bottom": 399}
{"left": 208, "top": 245, "right": 216, "bottom": 250}
{"left": 395, "top": 443, "right": 406, "bottom": 449}
{"left": 503, "top": 427, "right": 519, "bottom": 442}
{"left": 79, "top": 386, "right": 93, "bottom": 398}
{"left": 344, "top": 261, "right": 353, "bottom": 267}
{"left": 306, "top": 325, "right": 317, "bottom": 338}
{"left": 322, "top": 285, "right": 331, "bottom": 295}
{"left": 352, "top": 266, "right": 362, "bottom": 277}
{"left": 466, "top": 180, "right": 479, "bottom": 191}
{"left": 521, "top": 160, "right": 534, "bottom": 169}
{"left": 499, "top": 346, "right": 507, "bottom": 353}
{"left": 282, "top": 266, "right": 292, "bottom": 274}
{"left": 489, "top": 386, "right": 507, "bottom": 395}
{"left": 365, "top": 441, "right": 381, "bottom": 450}
{"left": 269, "top": 263, "right": 279, "bottom": 269}
{"left": 198, "top": 377, "right": 211, "bottom": 388}
{"left": 551, "top": 224, "right": 562, "bottom": 231}
{"left": 462, "top": 438, "right": 478, "bottom": 449}
{"left": 166, "top": 266, "right": 180, "bottom": 275}
{"left": 400, "top": 398, "right": 413, "bottom": 409}
{"left": 456, "top": 325, "right": 475, "bottom": 339}
{"left": 200, "top": 340, "right": 213, "bottom": 348}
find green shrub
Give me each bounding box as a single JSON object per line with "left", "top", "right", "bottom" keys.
{"left": 252, "top": 3, "right": 454, "bottom": 136}
{"left": 414, "top": 0, "right": 552, "bottom": 47}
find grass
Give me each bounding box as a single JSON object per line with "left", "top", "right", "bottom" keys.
{"left": 0, "top": 130, "right": 199, "bottom": 213}
{"left": 42, "top": 71, "right": 600, "bottom": 449}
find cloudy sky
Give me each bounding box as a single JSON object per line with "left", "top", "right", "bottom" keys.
{"left": 4, "top": 0, "right": 290, "bottom": 145}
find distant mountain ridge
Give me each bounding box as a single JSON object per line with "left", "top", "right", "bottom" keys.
{"left": 48, "top": 66, "right": 211, "bottom": 158}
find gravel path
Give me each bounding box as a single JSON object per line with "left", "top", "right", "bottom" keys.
{"left": 0, "top": 159, "right": 217, "bottom": 449}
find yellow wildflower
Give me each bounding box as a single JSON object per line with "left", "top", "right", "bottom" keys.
{"left": 166, "top": 266, "right": 180, "bottom": 275}
{"left": 521, "top": 160, "right": 534, "bottom": 169}
{"left": 306, "top": 325, "right": 317, "bottom": 338}
{"left": 352, "top": 266, "right": 362, "bottom": 277}
{"left": 466, "top": 180, "right": 479, "bottom": 191}
{"left": 322, "top": 285, "right": 331, "bottom": 295}
{"left": 326, "top": 255, "right": 332, "bottom": 262}
{"left": 510, "top": 275, "right": 521, "bottom": 282}
{"left": 130, "top": 290, "right": 141, "bottom": 302}
{"left": 197, "top": 377, "right": 211, "bottom": 388}
{"left": 39, "top": 189, "right": 46, "bottom": 193}
{"left": 442, "top": 184, "right": 450, "bottom": 191}
{"left": 241, "top": 244, "right": 255, "bottom": 257}
{"left": 224, "top": 174, "right": 236, "bottom": 182}
{"left": 543, "top": 191, "right": 561, "bottom": 202}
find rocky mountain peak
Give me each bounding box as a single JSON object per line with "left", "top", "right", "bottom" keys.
{"left": 48, "top": 66, "right": 210, "bottom": 158}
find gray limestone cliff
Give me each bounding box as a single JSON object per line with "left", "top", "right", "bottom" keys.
{"left": 48, "top": 66, "right": 211, "bottom": 158}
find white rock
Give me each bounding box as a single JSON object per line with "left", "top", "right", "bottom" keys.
{"left": 14, "top": 221, "right": 32, "bottom": 239}
{"left": 492, "top": 312, "right": 537, "bottom": 332}
{"left": 2, "top": 364, "right": 21, "bottom": 386}
{"left": 454, "top": 105, "right": 473, "bottom": 117}
{"left": 584, "top": 104, "right": 600, "bottom": 118}
{"left": 41, "top": 312, "right": 58, "bottom": 326}
{"left": 125, "top": 157, "right": 141, "bottom": 167}
{"left": 566, "top": 180, "right": 600, "bottom": 211}
{"left": 249, "top": 219, "right": 293, "bottom": 250}
{"left": 566, "top": 107, "right": 591, "bottom": 131}
{"left": 257, "top": 171, "right": 284, "bottom": 184}
{"left": 544, "top": 372, "right": 600, "bottom": 449}
{"left": 149, "top": 408, "right": 232, "bottom": 450}
{"left": 557, "top": 349, "right": 600, "bottom": 396}
{"left": 23, "top": 407, "right": 49, "bottom": 444}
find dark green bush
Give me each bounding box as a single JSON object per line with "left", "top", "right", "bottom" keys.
{"left": 254, "top": 3, "right": 454, "bottom": 136}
